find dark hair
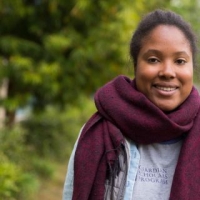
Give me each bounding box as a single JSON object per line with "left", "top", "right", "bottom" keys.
{"left": 130, "top": 9, "right": 197, "bottom": 68}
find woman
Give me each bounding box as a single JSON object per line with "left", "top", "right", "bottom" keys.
{"left": 63, "top": 9, "right": 200, "bottom": 200}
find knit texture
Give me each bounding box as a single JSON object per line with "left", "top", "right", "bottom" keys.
{"left": 72, "top": 75, "right": 200, "bottom": 200}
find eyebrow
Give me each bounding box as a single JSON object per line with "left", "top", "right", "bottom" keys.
{"left": 144, "top": 49, "right": 190, "bottom": 57}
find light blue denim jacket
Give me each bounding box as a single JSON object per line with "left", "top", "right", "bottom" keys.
{"left": 62, "top": 137, "right": 140, "bottom": 200}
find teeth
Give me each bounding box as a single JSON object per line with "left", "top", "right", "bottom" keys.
{"left": 156, "top": 86, "right": 176, "bottom": 91}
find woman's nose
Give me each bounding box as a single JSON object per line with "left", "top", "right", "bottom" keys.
{"left": 158, "top": 62, "right": 176, "bottom": 79}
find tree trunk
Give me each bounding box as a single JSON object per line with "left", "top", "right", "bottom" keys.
{"left": 0, "top": 78, "right": 9, "bottom": 127}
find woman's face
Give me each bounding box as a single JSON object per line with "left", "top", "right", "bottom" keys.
{"left": 135, "top": 25, "right": 193, "bottom": 111}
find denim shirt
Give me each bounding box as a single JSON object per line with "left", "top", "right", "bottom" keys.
{"left": 62, "top": 138, "right": 140, "bottom": 200}
{"left": 123, "top": 140, "right": 140, "bottom": 200}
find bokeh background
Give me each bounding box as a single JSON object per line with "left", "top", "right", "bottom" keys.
{"left": 0, "top": 0, "right": 200, "bottom": 199}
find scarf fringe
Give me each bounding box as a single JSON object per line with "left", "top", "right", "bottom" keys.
{"left": 106, "top": 143, "right": 127, "bottom": 200}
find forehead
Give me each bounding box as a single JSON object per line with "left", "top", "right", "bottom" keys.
{"left": 140, "top": 25, "right": 192, "bottom": 53}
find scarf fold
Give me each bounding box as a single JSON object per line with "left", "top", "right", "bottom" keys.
{"left": 73, "top": 75, "right": 200, "bottom": 200}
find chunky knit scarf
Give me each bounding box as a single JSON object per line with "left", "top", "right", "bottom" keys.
{"left": 73, "top": 75, "right": 200, "bottom": 200}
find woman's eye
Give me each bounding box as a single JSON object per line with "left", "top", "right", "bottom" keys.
{"left": 148, "top": 58, "right": 159, "bottom": 63}
{"left": 176, "top": 59, "right": 186, "bottom": 65}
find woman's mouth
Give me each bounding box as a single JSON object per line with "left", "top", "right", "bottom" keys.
{"left": 155, "top": 86, "right": 177, "bottom": 91}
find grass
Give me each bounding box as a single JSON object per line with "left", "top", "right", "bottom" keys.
{"left": 36, "top": 162, "right": 68, "bottom": 200}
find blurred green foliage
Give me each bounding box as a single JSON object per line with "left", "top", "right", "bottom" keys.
{"left": 0, "top": 127, "right": 39, "bottom": 199}
{"left": 1, "top": 0, "right": 200, "bottom": 199}
{"left": 23, "top": 95, "right": 96, "bottom": 160}
{"left": 0, "top": 161, "right": 38, "bottom": 200}
{"left": 0, "top": 96, "right": 95, "bottom": 199}
{"left": 0, "top": 0, "right": 137, "bottom": 122}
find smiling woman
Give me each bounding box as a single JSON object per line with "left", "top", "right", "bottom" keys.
{"left": 63, "top": 9, "right": 200, "bottom": 200}
{"left": 135, "top": 25, "right": 193, "bottom": 111}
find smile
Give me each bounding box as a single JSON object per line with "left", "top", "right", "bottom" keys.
{"left": 155, "top": 86, "right": 177, "bottom": 91}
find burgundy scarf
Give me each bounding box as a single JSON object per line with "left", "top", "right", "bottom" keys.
{"left": 73, "top": 75, "right": 200, "bottom": 200}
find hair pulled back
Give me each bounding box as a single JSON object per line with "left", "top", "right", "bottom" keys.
{"left": 130, "top": 9, "right": 197, "bottom": 68}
